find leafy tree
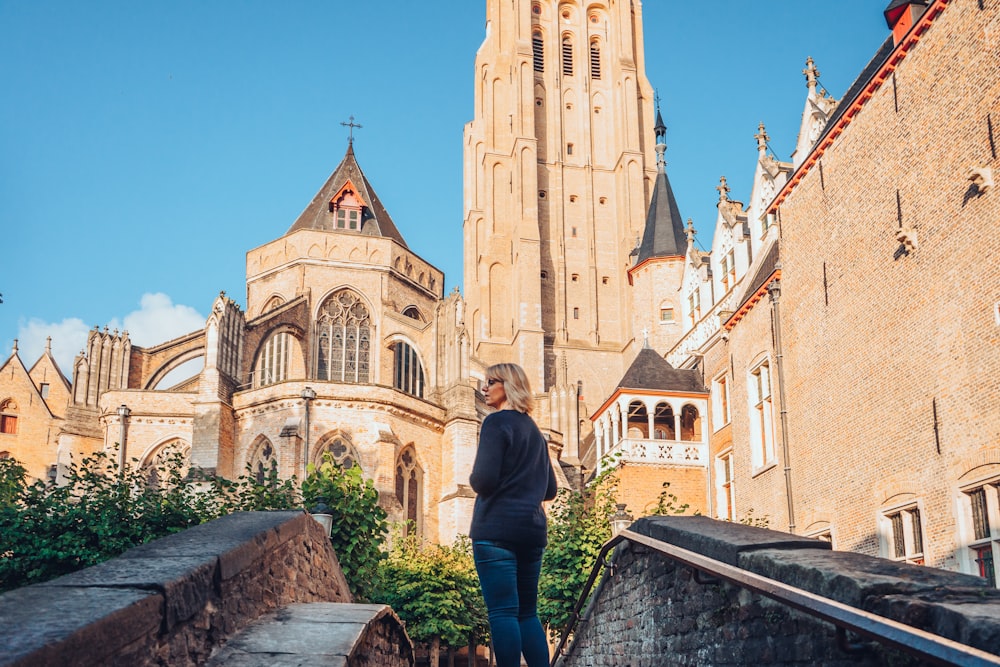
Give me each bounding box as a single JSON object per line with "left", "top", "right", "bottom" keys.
{"left": 537, "top": 469, "right": 619, "bottom": 639}
{"left": 373, "top": 532, "right": 488, "bottom": 666}
{"left": 300, "top": 453, "right": 388, "bottom": 601}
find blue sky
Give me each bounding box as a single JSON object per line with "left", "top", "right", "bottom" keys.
{"left": 0, "top": 1, "right": 890, "bottom": 375}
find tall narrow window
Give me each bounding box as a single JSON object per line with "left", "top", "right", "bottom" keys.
{"left": 716, "top": 452, "right": 735, "bottom": 521}
{"left": 712, "top": 374, "right": 730, "bottom": 430}
{"left": 395, "top": 446, "right": 423, "bottom": 537}
{"left": 316, "top": 290, "right": 371, "bottom": 383}
{"left": 748, "top": 360, "right": 775, "bottom": 469}
{"left": 0, "top": 400, "right": 18, "bottom": 435}
{"left": 965, "top": 482, "right": 999, "bottom": 587}
{"left": 393, "top": 341, "right": 426, "bottom": 398}
{"left": 590, "top": 40, "right": 601, "bottom": 79}
{"left": 562, "top": 36, "right": 573, "bottom": 76}
{"left": 720, "top": 249, "right": 736, "bottom": 293}
{"left": 688, "top": 289, "right": 701, "bottom": 326}
{"left": 255, "top": 331, "right": 291, "bottom": 387}
{"left": 532, "top": 31, "right": 544, "bottom": 72}
{"left": 882, "top": 505, "right": 925, "bottom": 565}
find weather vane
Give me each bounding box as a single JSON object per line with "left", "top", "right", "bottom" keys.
{"left": 341, "top": 115, "right": 362, "bottom": 144}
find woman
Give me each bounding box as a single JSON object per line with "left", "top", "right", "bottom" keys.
{"left": 470, "top": 363, "right": 558, "bottom": 667}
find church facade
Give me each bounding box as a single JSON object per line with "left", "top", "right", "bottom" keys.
{"left": 2, "top": 0, "right": 998, "bottom": 586}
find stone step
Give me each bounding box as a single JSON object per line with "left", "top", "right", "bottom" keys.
{"left": 207, "top": 602, "right": 413, "bottom": 666}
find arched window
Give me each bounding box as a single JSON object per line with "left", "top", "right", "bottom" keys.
{"left": 626, "top": 400, "right": 647, "bottom": 438}
{"left": 395, "top": 446, "right": 423, "bottom": 536}
{"left": 402, "top": 306, "right": 422, "bottom": 321}
{"left": 255, "top": 331, "right": 291, "bottom": 387}
{"left": 393, "top": 341, "right": 426, "bottom": 398}
{"left": 316, "top": 291, "right": 371, "bottom": 383}
{"left": 262, "top": 295, "right": 285, "bottom": 314}
{"left": 654, "top": 402, "right": 676, "bottom": 440}
{"left": 0, "top": 400, "right": 18, "bottom": 435}
{"left": 141, "top": 439, "right": 190, "bottom": 490}
{"left": 561, "top": 35, "right": 573, "bottom": 76}
{"left": 680, "top": 404, "right": 701, "bottom": 441}
{"left": 532, "top": 31, "right": 544, "bottom": 72}
{"left": 249, "top": 436, "right": 277, "bottom": 484}
{"left": 590, "top": 40, "right": 601, "bottom": 79}
{"left": 319, "top": 435, "right": 360, "bottom": 470}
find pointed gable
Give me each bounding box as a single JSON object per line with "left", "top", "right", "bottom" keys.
{"left": 28, "top": 343, "right": 72, "bottom": 415}
{"left": 286, "top": 142, "right": 409, "bottom": 249}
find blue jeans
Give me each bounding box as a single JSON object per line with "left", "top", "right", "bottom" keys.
{"left": 473, "top": 540, "right": 549, "bottom": 667}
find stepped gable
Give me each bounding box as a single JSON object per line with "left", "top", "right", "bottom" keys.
{"left": 618, "top": 347, "right": 706, "bottom": 394}
{"left": 286, "top": 141, "right": 409, "bottom": 249}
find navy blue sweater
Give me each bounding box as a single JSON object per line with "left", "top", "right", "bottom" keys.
{"left": 469, "top": 409, "right": 558, "bottom": 548}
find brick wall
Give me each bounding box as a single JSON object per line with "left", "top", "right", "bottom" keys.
{"left": 559, "top": 516, "right": 1000, "bottom": 666}
{"left": 772, "top": 0, "right": 1000, "bottom": 569}
{"left": 0, "top": 511, "right": 353, "bottom": 667}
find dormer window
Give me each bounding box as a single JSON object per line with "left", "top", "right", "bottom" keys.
{"left": 329, "top": 181, "right": 365, "bottom": 231}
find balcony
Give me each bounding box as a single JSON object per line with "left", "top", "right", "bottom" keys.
{"left": 601, "top": 437, "right": 708, "bottom": 472}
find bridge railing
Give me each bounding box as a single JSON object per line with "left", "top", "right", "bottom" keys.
{"left": 551, "top": 518, "right": 1000, "bottom": 667}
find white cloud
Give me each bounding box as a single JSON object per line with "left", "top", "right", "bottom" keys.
{"left": 16, "top": 293, "right": 205, "bottom": 377}
{"left": 15, "top": 318, "right": 91, "bottom": 375}
{"left": 110, "top": 293, "right": 205, "bottom": 347}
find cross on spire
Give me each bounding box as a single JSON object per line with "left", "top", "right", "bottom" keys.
{"left": 341, "top": 115, "right": 363, "bottom": 145}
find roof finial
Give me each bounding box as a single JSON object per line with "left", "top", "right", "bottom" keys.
{"left": 803, "top": 56, "right": 820, "bottom": 91}
{"left": 341, "top": 115, "right": 363, "bottom": 147}
{"left": 12, "top": 339, "right": 18, "bottom": 355}
{"left": 716, "top": 176, "right": 730, "bottom": 203}
{"left": 685, "top": 218, "right": 696, "bottom": 245}
{"left": 45, "top": 336, "right": 52, "bottom": 353}
{"left": 653, "top": 94, "right": 667, "bottom": 173}
{"left": 641, "top": 327, "right": 650, "bottom": 348}
{"left": 755, "top": 121, "right": 770, "bottom": 154}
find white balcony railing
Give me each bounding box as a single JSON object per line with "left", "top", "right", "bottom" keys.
{"left": 601, "top": 437, "right": 708, "bottom": 472}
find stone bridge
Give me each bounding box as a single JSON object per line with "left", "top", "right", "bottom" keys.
{"left": 3, "top": 513, "right": 1000, "bottom": 665}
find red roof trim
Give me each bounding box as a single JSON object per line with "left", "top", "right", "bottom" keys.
{"left": 767, "top": 0, "right": 950, "bottom": 216}
{"left": 723, "top": 269, "right": 780, "bottom": 331}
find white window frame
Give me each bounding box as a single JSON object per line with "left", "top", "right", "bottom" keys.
{"left": 957, "top": 477, "right": 1000, "bottom": 587}
{"left": 878, "top": 502, "right": 925, "bottom": 565}
{"left": 711, "top": 372, "right": 730, "bottom": 431}
{"left": 747, "top": 359, "right": 776, "bottom": 472}
{"left": 714, "top": 450, "right": 735, "bottom": 521}
{"left": 255, "top": 331, "right": 290, "bottom": 388}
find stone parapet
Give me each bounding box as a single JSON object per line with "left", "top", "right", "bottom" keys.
{"left": 0, "top": 511, "right": 352, "bottom": 667}
{"left": 559, "top": 516, "right": 1000, "bottom": 666}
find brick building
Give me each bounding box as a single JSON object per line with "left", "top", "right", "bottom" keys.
{"left": 2, "top": 0, "right": 996, "bottom": 587}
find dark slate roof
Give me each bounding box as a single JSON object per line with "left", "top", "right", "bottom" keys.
{"left": 617, "top": 347, "right": 706, "bottom": 394}
{"left": 635, "top": 168, "right": 687, "bottom": 263}
{"left": 734, "top": 241, "right": 780, "bottom": 312}
{"left": 286, "top": 142, "right": 409, "bottom": 248}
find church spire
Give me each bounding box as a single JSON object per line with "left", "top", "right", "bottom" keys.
{"left": 635, "top": 109, "right": 687, "bottom": 263}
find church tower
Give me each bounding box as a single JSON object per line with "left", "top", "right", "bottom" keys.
{"left": 463, "top": 0, "right": 658, "bottom": 457}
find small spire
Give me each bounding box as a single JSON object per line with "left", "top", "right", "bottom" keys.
{"left": 803, "top": 56, "right": 820, "bottom": 90}
{"left": 12, "top": 339, "right": 18, "bottom": 355}
{"left": 685, "top": 218, "right": 696, "bottom": 245}
{"left": 755, "top": 122, "right": 770, "bottom": 154}
{"left": 641, "top": 327, "right": 650, "bottom": 348}
{"left": 45, "top": 336, "right": 52, "bottom": 353}
{"left": 716, "top": 176, "right": 731, "bottom": 203}
{"left": 654, "top": 103, "right": 668, "bottom": 173}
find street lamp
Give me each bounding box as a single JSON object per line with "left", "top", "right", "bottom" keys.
{"left": 310, "top": 496, "right": 334, "bottom": 538}
{"left": 610, "top": 503, "right": 634, "bottom": 537}
{"left": 116, "top": 404, "right": 131, "bottom": 475}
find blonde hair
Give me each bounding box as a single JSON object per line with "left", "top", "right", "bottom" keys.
{"left": 485, "top": 363, "right": 535, "bottom": 414}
